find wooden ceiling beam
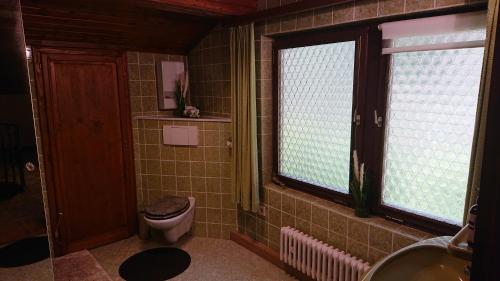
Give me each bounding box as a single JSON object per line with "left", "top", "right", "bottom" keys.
{"left": 225, "top": 0, "right": 353, "bottom": 26}
{"left": 144, "top": 0, "right": 257, "bottom": 16}
{"left": 20, "top": 0, "right": 217, "bottom": 54}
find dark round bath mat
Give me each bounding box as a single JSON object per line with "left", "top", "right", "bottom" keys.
{"left": 0, "top": 183, "right": 22, "bottom": 201}
{"left": 119, "top": 247, "right": 191, "bottom": 281}
{"left": 0, "top": 236, "right": 50, "bottom": 267}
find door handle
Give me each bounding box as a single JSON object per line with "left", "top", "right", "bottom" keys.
{"left": 24, "top": 162, "right": 36, "bottom": 172}
{"left": 54, "top": 212, "right": 63, "bottom": 241}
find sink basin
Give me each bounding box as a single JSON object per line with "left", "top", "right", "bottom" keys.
{"left": 362, "top": 238, "right": 469, "bottom": 281}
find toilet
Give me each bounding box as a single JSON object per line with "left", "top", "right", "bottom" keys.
{"left": 143, "top": 196, "right": 195, "bottom": 243}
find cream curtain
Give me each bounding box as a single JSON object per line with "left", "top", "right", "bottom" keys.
{"left": 230, "top": 23, "right": 260, "bottom": 213}
{"left": 464, "top": 0, "right": 499, "bottom": 223}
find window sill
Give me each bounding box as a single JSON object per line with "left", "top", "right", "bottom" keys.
{"left": 134, "top": 115, "right": 231, "bottom": 123}
{"left": 263, "top": 182, "right": 435, "bottom": 241}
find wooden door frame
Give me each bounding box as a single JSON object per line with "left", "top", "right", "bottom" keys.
{"left": 32, "top": 46, "right": 137, "bottom": 256}
{"left": 471, "top": 5, "right": 500, "bottom": 280}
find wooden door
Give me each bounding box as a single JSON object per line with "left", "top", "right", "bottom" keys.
{"left": 33, "top": 48, "right": 136, "bottom": 255}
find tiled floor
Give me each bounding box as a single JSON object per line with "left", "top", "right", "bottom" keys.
{"left": 91, "top": 235, "right": 296, "bottom": 281}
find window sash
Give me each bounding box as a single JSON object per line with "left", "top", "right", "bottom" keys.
{"left": 273, "top": 26, "right": 370, "bottom": 204}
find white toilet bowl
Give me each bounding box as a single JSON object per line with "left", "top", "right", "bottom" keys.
{"left": 144, "top": 197, "right": 195, "bottom": 243}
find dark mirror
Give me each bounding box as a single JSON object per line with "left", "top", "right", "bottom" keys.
{"left": 0, "top": 1, "right": 54, "bottom": 280}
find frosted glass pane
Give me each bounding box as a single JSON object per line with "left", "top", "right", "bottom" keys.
{"left": 278, "top": 41, "right": 355, "bottom": 193}
{"left": 382, "top": 46, "right": 484, "bottom": 225}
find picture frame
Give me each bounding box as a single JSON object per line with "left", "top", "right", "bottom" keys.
{"left": 156, "top": 60, "right": 185, "bottom": 110}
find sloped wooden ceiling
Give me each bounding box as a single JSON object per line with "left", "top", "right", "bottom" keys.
{"left": 20, "top": 0, "right": 257, "bottom": 54}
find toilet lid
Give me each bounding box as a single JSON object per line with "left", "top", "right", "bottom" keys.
{"left": 145, "top": 196, "right": 190, "bottom": 220}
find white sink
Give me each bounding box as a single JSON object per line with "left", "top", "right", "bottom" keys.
{"left": 362, "top": 237, "right": 469, "bottom": 281}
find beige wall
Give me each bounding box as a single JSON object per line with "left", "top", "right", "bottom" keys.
{"left": 188, "top": 0, "right": 485, "bottom": 264}
{"left": 128, "top": 52, "right": 238, "bottom": 239}
{"left": 188, "top": 26, "right": 232, "bottom": 118}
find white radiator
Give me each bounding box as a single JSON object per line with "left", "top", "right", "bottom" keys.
{"left": 280, "top": 227, "right": 370, "bottom": 281}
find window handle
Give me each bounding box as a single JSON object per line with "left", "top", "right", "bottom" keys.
{"left": 353, "top": 109, "right": 361, "bottom": 126}
{"left": 374, "top": 110, "right": 383, "bottom": 128}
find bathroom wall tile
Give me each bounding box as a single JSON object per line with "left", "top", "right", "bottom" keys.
{"left": 221, "top": 179, "right": 232, "bottom": 193}
{"left": 222, "top": 224, "right": 237, "bottom": 239}
{"left": 281, "top": 15, "right": 297, "bottom": 31}
{"left": 295, "top": 199, "right": 312, "bottom": 221}
{"left": 332, "top": 2, "right": 355, "bottom": 24}
{"left": 347, "top": 238, "right": 369, "bottom": 261}
{"left": 195, "top": 208, "right": 207, "bottom": 222}
{"left": 160, "top": 160, "right": 175, "bottom": 175}
{"left": 176, "top": 176, "right": 191, "bottom": 191}
{"left": 190, "top": 162, "right": 205, "bottom": 177}
{"left": 206, "top": 177, "right": 221, "bottom": 193}
{"left": 161, "top": 175, "right": 176, "bottom": 190}
{"left": 312, "top": 205, "right": 329, "bottom": 229}
{"left": 266, "top": 18, "right": 281, "bottom": 34}
{"left": 147, "top": 175, "right": 161, "bottom": 189}
{"left": 296, "top": 218, "right": 311, "bottom": 234}
{"left": 139, "top": 65, "right": 155, "bottom": 80}
{"left": 205, "top": 147, "right": 221, "bottom": 162}
{"left": 140, "top": 81, "right": 156, "bottom": 97}
{"left": 369, "top": 225, "right": 393, "bottom": 252}
{"left": 268, "top": 207, "right": 281, "bottom": 227}
{"left": 269, "top": 225, "right": 281, "bottom": 245}
{"left": 282, "top": 194, "right": 295, "bottom": 215}
{"left": 329, "top": 210, "right": 348, "bottom": 235}
{"left": 355, "top": 0, "right": 379, "bottom": 20}
{"left": 311, "top": 224, "right": 329, "bottom": 242}
{"left": 129, "top": 81, "right": 141, "bottom": 96}
{"left": 206, "top": 162, "right": 221, "bottom": 177}
{"left": 436, "top": 0, "right": 467, "bottom": 7}
{"left": 138, "top": 52, "right": 154, "bottom": 65}
{"left": 207, "top": 193, "right": 221, "bottom": 208}
{"left": 379, "top": 0, "right": 405, "bottom": 15}
{"left": 175, "top": 147, "right": 190, "bottom": 161}
{"left": 160, "top": 146, "right": 175, "bottom": 160}
{"left": 405, "top": 0, "right": 434, "bottom": 12}
{"left": 282, "top": 212, "right": 296, "bottom": 228}
{"left": 221, "top": 163, "right": 232, "bottom": 178}
{"left": 207, "top": 209, "right": 222, "bottom": 223}
{"left": 368, "top": 247, "right": 389, "bottom": 264}
{"left": 146, "top": 160, "right": 160, "bottom": 174}
{"left": 348, "top": 219, "right": 369, "bottom": 244}
{"left": 393, "top": 234, "right": 418, "bottom": 251}
{"left": 191, "top": 177, "right": 206, "bottom": 192}
{"left": 194, "top": 192, "right": 207, "bottom": 207}
{"left": 190, "top": 147, "right": 205, "bottom": 161}
{"left": 175, "top": 161, "right": 190, "bottom": 176}
{"left": 193, "top": 222, "right": 207, "bottom": 237}
{"left": 128, "top": 64, "right": 139, "bottom": 80}
{"left": 268, "top": 188, "right": 282, "bottom": 209}
{"left": 207, "top": 223, "right": 222, "bottom": 238}
{"left": 296, "top": 11, "right": 314, "bottom": 29}
{"left": 222, "top": 209, "right": 237, "bottom": 225}
{"left": 328, "top": 231, "right": 347, "bottom": 251}
{"left": 127, "top": 51, "right": 139, "bottom": 64}
{"left": 221, "top": 194, "right": 235, "bottom": 209}
{"left": 314, "top": 7, "right": 333, "bottom": 26}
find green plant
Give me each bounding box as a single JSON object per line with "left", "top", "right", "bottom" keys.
{"left": 174, "top": 79, "right": 185, "bottom": 116}
{"left": 350, "top": 150, "right": 371, "bottom": 218}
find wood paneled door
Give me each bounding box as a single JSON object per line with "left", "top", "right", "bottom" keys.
{"left": 33, "top": 48, "right": 136, "bottom": 255}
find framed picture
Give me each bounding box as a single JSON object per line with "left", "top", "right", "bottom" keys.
{"left": 156, "top": 60, "right": 185, "bottom": 110}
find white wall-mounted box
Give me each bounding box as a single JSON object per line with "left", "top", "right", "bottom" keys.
{"left": 163, "top": 125, "right": 198, "bottom": 146}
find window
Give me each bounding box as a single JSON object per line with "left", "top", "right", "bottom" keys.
{"left": 278, "top": 42, "right": 355, "bottom": 194}
{"left": 273, "top": 11, "right": 487, "bottom": 234}
{"left": 274, "top": 27, "right": 368, "bottom": 201}
{"left": 379, "top": 12, "right": 486, "bottom": 228}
